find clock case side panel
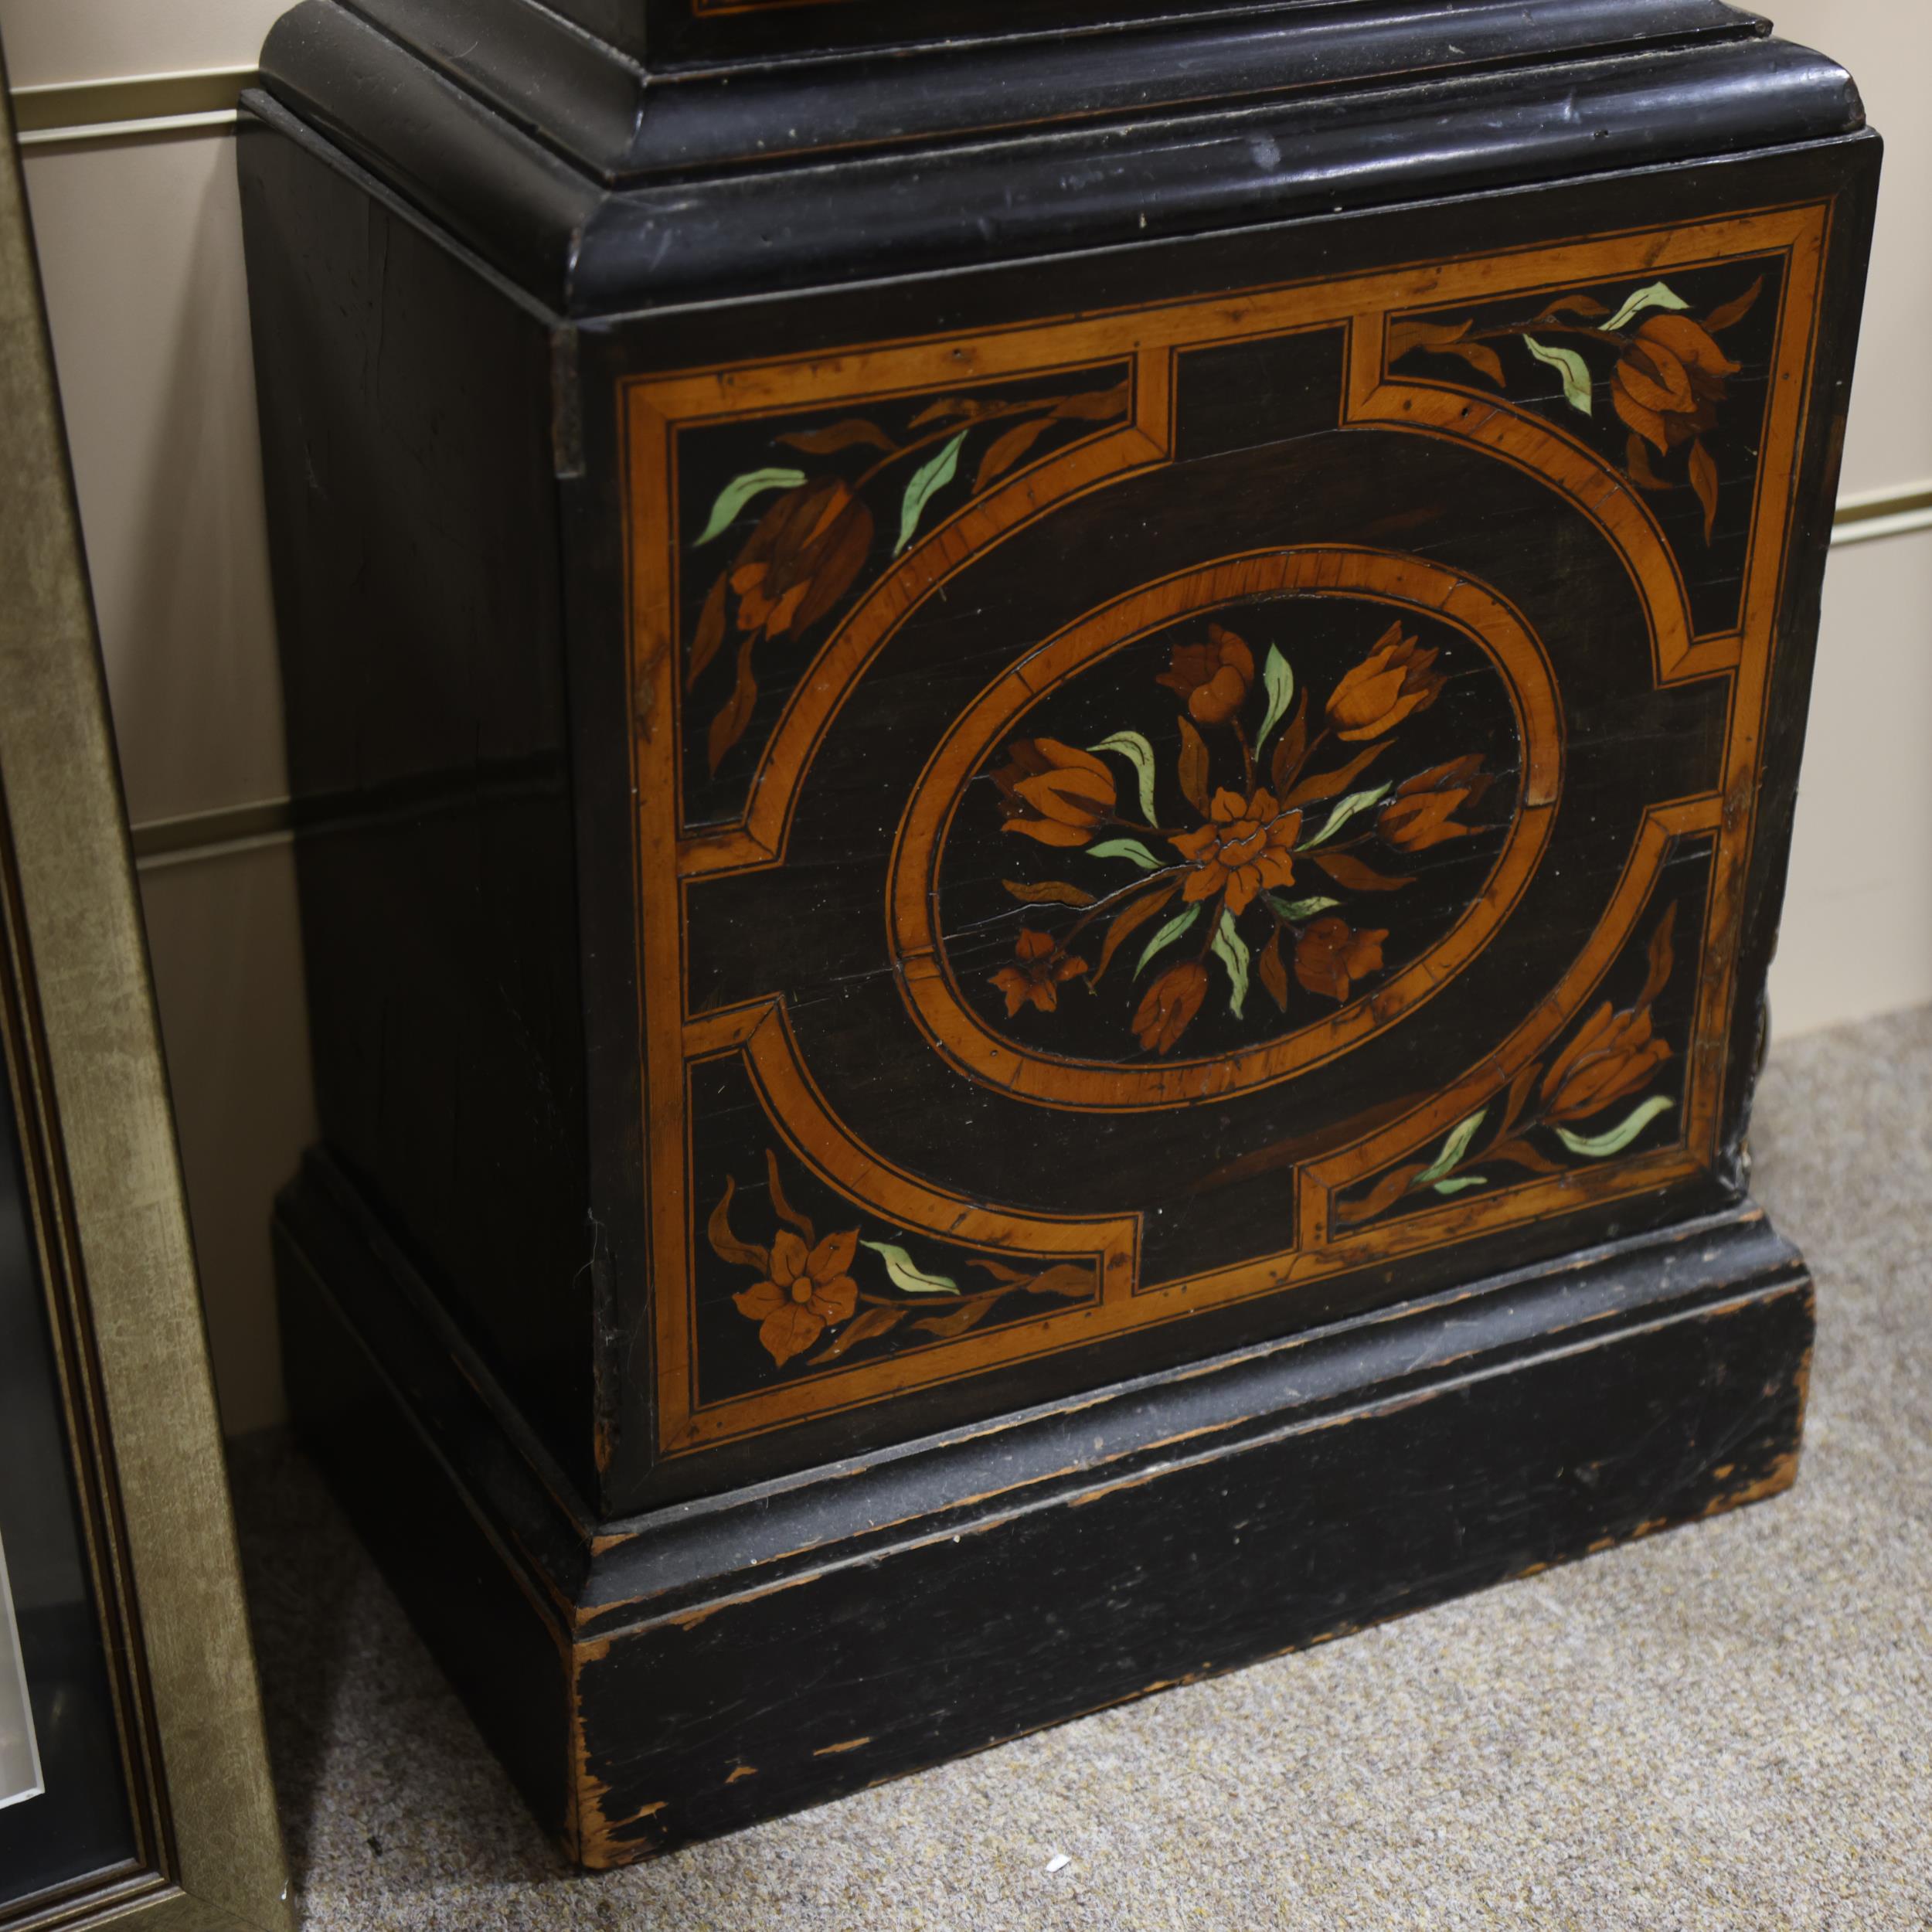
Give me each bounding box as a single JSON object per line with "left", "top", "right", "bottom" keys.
{"left": 1716, "top": 162, "right": 1879, "bottom": 1158}
{"left": 574, "top": 130, "right": 1878, "bottom": 1513}
{"left": 239, "top": 111, "right": 613, "bottom": 1499}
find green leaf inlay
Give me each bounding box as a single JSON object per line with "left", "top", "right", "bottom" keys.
{"left": 1522, "top": 336, "right": 1594, "bottom": 416}
{"left": 1265, "top": 893, "right": 1340, "bottom": 923}
{"left": 893, "top": 430, "right": 968, "bottom": 555}
{"left": 1087, "top": 837, "right": 1165, "bottom": 870}
{"left": 696, "top": 467, "right": 808, "bottom": 546}
{"left": 1210, "top": 909, "right": 1250, "bottom": 1019}
{"left": 1412, "top": 1108, "right": 1488, "bottom": 1189}
{"left": 1256, "top": 646, "right": 1295, "bottom": 756}
{"left": 1600, "top": 281, "right": 1690, "bottom": 334}
{"left": 1090, "top": 731, "right": 1159, "bottom": 827}
{"left": 1300, "top": 783, "right": 1392, "bottom": 850}
{"left": 860, "top": 1240, "right": 961, "bottom": 1295}
{"left": 1134, "top": 905, "right": 1201, "bottom": 978}
{"left": 1553, "top": 1095, "right": 1675, "bottom": 1159}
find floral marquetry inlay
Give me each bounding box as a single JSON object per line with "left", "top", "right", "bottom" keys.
{"left": 1334, "top": 886, "right": 1697, "bottom": 1230}
{"left": 1387, "top": 257, "right": 1783, "bottom": 639}
{"left": 893, "top": 546, "right": 1563, "bottom": 1111}
{"left": 675, "top": 364, "right": 1131, "bottom": 828}
{"left": 963, "top": 601, "right": 1511, "bottom": 1065}
{"left": 624, "top": 200, "right": 1829, "bottom": 1454}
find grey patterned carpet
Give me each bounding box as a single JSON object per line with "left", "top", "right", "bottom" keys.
{"left": 230, "top": 1005, "right": 1932, "bottom": 1930}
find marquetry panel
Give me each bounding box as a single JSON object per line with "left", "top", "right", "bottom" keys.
{"left": 621, "top": 201, "right": 1828, "bottom": 1454}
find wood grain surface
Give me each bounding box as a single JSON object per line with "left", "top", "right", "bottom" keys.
{"left": 618, "top": 206, "right": 1831, "bottom": 1458}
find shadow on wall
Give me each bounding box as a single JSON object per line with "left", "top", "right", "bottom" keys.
{"left": 141, "top": 839, "right": 313, "bottom": 1437}
{"left": 116, "top": 129, "right": 287, "bottom": 819}
{"left": 70, "top": 131, "right": 318, "bottom": 1435}
{"left": 32, "top": 126, "right": 289, "bottom": 821}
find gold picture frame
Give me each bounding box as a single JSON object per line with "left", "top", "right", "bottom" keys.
{"left": 0, "top": 43, "right": 290, "bottom": 1932}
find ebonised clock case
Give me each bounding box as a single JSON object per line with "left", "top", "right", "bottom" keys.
{"left": 240, "top": 0, "right": 1876, "bottom": 1861}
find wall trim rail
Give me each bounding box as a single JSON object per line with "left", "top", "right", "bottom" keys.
{"left": 1831, "top": 480, "right": 1932, "bottom": 547}
{"left": 10, "top": 67, "right": 253, "bottom": 147}
{"left": 132, "top": 797, "right": 291, "bottom": 871}
{"left": 6, "top": 63, "right": 1923, "bottom": 860}
{"left": 115, "top": 474, "right": 1932, "bottom": 867}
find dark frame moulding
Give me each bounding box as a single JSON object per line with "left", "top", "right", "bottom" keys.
{"left": 0, "top": 44, "right": 290, "bottom": 1932}
{"left": 252, "top": 0, "right": 1861, "bottom": 315}
{"left": 327, "top": 0, "right": 1772, "bottom": 183}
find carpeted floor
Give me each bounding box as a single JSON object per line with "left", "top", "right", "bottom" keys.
{"left": 230, "top": 1006, "right": 1932, "bottom": 1930}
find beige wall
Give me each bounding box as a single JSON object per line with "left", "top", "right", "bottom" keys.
{"left": 4, "top": 0, "right": 1926, "bottom": 1434}
{"left": 3, "top": 1, "right": 267, "bottom": 89}
{"left": 1763, "top": 1, "right": 1932, "bottom": 1036}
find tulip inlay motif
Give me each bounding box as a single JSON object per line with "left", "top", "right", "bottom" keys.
{"left": 682, "top": 371, "right": 1131, "bottom": 787}
{"left": 1335, "top": 900, "right": 1686, "bottom": 1227}
{"left": 969, "top": 607, "right": 1512, "bottom": 1062}
{"left": 1389, "top": 270, "right": 1768, "bottom": 546}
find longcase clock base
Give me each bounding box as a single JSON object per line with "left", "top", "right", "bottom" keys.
{"left": 274, "top": 1151, "right": 1811, "bottom": 1865}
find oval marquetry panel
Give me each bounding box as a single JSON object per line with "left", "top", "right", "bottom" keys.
{"left": 890, "top": 547, "right": 1562, "bottom": 1111}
